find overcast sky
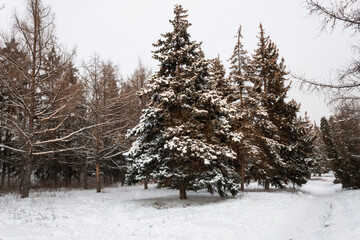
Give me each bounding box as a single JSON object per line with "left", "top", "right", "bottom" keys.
{"left": 0, "top": 0, "right": 355, "bottom": 123}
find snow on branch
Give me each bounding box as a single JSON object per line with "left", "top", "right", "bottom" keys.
{"left": 33, "top": 122, "right": 110, "bottom": 146}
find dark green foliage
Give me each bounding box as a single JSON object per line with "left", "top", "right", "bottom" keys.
{"left": 247, "top": 24, "right": 314, "bottom": 188}
{"left": 322, "top": 104, "right": 360, "bottom": 189}
{"left": 312, "top": 124, "right": 332, "bottom": 175}
{"left": 127, "top": 5, "right": 240, "bottom": 198}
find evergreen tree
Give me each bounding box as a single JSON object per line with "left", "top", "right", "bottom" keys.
{"left": 326, "top": 104, "right": 360, "bottom": 188}
{"left": 120, "top": 60, "right": 152, "bottom": 188}
{"left": 227, "top": 25, "right": 263, "bottom": 191}
{"left": 312, "top": 123, "right": 331, "bottom": 176}
{"left": 228, "top": 25, "right": 250, "bottom": 103}
{"left": 281, "top": 113, "right": 315, "bottom": 186}
{"left": 246, "top": 24, "right": 284, "bottom": 189}
{"left": 248, "top": 24, "right": 313, "bottom": 188}
{"left": 320, "top": 117, "right": 339, "bottom": 167}
{"left": 209, "top": 55, "right": 228, "bottom": 95}
{"left": 127, "top": 5, "right": 239, "bottom": 199}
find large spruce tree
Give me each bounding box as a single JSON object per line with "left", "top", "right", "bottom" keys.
{"left": 126, "top": 5, "right": 239, "bottom": 199}
{"left": 227, "top": 25, "right": 264, "bottom": 191}
{"left": 248, "top": 24, "right": 314, "bottom": 189}
{"left": 322, "top": 105, "right": 360, "bottom": 189}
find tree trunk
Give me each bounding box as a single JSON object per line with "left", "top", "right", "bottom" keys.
{"left": 119, "top": 170, "right": 125, "bottom": 186}
{"left": 114, "top": 172, "right": 118, "bottom": 183}
{"left": 54, "top": 174, "right": 58, "bottom": 188}
{"left": 40, "top": 174, "right": 45, "bottom": 187}
{"left": 0, "top": 161, "right": 6, "bottom": 191}
{"left": 96, "top": 160, "right": 101, "bottom": 193}
{"left": 179, "top": 182, "right": 187, "bottom": 200}
{"left": 20, "top": 157, "right": 33, "bottom": 198}
{"left": 83, "top": 165, "right": 88, "bottom": 190}
{"left": 240, "top": 159, "right": 245, "bottom": 191}
{"left": 64, "top": 163, "right": 72, "bottom": 187}
{"left": 265, "top": 179, "right": 270, "bottom": 190}
{"left": 19, "top": 160, "right": 24, "bottom": 193}
{"left": 68, "top": 170, "right": 72, "bottom": 186}
{"left": 104, "top": 174, "right": 108, "bottom": 187}
{"left": 65, "top": 167, "right": 70, "bottom": 187}
{"left": 7, "top": 163, "right": 10, "bottom": 189}
{"left": 21, "top": 0, "right": 38, "bottom": 199}
{"left": 77, "top": 172, "right": 81, "bottom": 186}
{"left": 144, "top": 179, "right": 148, "bottom": 189}
{"left": 109, "top": 175, "right": 113, "bottom": 186}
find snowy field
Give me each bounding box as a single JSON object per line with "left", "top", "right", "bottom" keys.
{"left": 1, "top": 174, "right": 359, "bottom": 240}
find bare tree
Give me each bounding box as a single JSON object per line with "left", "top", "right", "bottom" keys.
{"left": 0, "top": 0, "right": 81, "bottom": 198}
{"left": 81, "top": 55, "right": 129, "bottom": 193}
{"left": 0, "top": 37, "right": 27, "bottom": 191}
{"left": 297, "top": 0, "right": 360, "bottom": 106}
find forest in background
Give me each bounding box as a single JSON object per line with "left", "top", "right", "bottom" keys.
{"left": 0, "top": 0, "right": 359, "bottom": 199}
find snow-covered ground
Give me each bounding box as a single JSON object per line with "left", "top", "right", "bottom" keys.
{"left": 1, "top": 174, "right": 359, "bottom": 240}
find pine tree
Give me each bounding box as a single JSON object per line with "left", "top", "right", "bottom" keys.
{"left": 120, "top": 60, "right": 152, "bottom": 188}
{"left": 281, "top": 113, "right": 315, "bottom": 186}
{"left": 227, "top": 25, "right": 263, "bottom": 191}
{"left": 320, "top": 117, "right": 339, "bottom": 165}
{"left": 248, "top": 24, "right": 313, "bottom": 189}
{"left": 228, "top": 25, "right": 250, "bottom": 104}
{"left": 127, "top": 5, "right": 239, "bottom": 199}
{"left": 245, "top": 24, "right": 284, "bottom": 189}
{"left": 209, "top": 55, "right": 228, "bottom": 95}
{"left": 312, "top": 123, "right": 331, "bottom": 176}
{"left": 325, "top": 104, "right": 360, "bottom": 188}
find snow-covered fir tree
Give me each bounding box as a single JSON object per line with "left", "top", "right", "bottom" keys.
{"left": 227, "top": 26, "right": 264, "bottom": 191}
{"left": 247, "top": 24, "right": 314, "bottom": 189}
{"left": 126, "top": 5, "right": 240, "bottom": 199}
{"left": 233, "top": 24, "right": 280, "bottom": 190}
{"left": 209, "top": 55, "right": 230, "bottom": 96}
{"left": 280, "top": 113, "right": 315, "bottom": 186}
{"left": 228, "top": 25, "right": 250, "bottom": 104}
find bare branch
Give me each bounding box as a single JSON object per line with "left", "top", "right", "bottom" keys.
{"left": 33, "top": 121, "right": 110, "bottom": 146}
{"left": 0, "top": 144, "right": 26, "bottom": 153}
{"left": 32, "top": 147, "right": 85, "bottom": 156}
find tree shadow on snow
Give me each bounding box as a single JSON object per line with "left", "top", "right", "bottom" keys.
{"left": 243, "top": 188, "right": 301, "bottom": 193}
{"left": 135, "top": 193, "right": 233, "bottom": 209}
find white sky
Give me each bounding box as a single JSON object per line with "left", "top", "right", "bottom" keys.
{"left": 0, "top": 0, "right": 355, "bottom": 123}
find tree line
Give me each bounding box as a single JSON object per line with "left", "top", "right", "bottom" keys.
{"left": 302, "top": 0, "right": 360, "bottom": 190}
{"left": 127, "top": 5, "right": 317, "bottom": 199}
{"left": 1, "top": 1, "right": 359, "bottom": 199}
{"left": 127, "top": 4, "right": 360, "bottom": 199}
{"left": 0, "top": 0, "right": 151, "bottom": 197}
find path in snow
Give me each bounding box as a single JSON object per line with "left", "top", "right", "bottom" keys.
{"left": 0, "top": 174, "right": 359, "bottom": 240}
{"left": 276, "top": 174, "right": 343, "bottom": 240}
